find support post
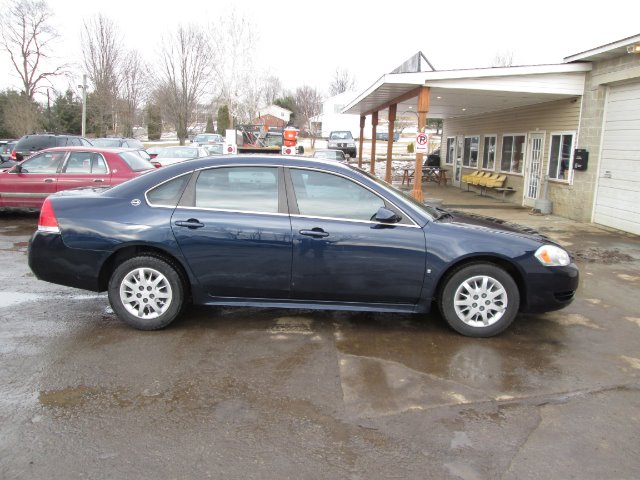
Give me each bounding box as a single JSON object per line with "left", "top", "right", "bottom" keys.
{"left": 370, "top": 111, "right": 378, "bottom": 175}
{"left": 412, "top": 87, "right": 430, "bottom": 202}
{"left": 385, "top": 104, "right": 397, "bottom": 183}
{"left": 358, "top": 116, "right": 365, "bottom": 168}
{"left": 81, "top": 74, "right": 87, "bottom": 138}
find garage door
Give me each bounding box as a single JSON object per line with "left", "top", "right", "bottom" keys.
{"left": 594, "top": 81, "right": 640, "bottom": 235}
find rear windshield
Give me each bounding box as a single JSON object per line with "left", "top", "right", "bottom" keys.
{"left": 119, "top": 151, "right": 154, "bottom": 171}
{"left": 16, "top": 136, "right": 56, "bottom": 150}
{"left": 92, "top": 139, "right": 122, "bottom": 147}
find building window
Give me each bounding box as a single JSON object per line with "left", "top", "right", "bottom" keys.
{"left": 482, "top": 135, "right": 496, "bottom": 170}
{"left": 463, "top": 136, "right": 479, "bottom": 167}
{"left": 500, "top": 134, "right": 526, "bottom": 174}
{"left": 446, "top": 137, "right": 455, "bottom": 165}
{"left": 548, "top": 132, "right": 575, "bottom": 181}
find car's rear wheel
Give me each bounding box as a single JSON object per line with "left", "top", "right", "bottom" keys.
{"left": 439, "top": 263, "right": 519, "bottom": 337}
{"left": 108, "top": 255, "right": 185, "bottom": 330}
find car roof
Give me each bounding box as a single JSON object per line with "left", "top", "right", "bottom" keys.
{"left": 38, "top": 146, "right": 142, "bottom": 153}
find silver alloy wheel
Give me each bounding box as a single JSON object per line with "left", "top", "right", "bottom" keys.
{"left": 119, "top": 267, "right": 172, "bottom": 319}
{"left": 453, "top": 275, "right": 508, "bottom": 328}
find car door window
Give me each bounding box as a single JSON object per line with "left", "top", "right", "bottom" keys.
{"left": 20, "top": 151, "right": 65, "bottom": 173}
{"left": 290, "top": 169, "right": 385, "bottom": 221}
{"left": 91, "top": 154, "right": 108, "bottom": 173}
{"left": 195, "top": 167, "right": 279, "bottom": 213}
{"left": 63, "top": 152, "right": 93, "bottom": 173}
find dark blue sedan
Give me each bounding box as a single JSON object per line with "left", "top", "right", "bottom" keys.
{"left": 28, "top": 156, "right": 578, "bottom": 336}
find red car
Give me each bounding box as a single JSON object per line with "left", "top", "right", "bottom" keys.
{"left": 0, "top": 147, "right": 155, "bottom": 209}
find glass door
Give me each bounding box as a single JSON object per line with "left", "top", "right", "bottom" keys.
{"left": 524, "top": 133, "right": 544, "bottom": 207}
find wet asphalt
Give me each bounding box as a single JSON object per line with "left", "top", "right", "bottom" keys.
{"left": 1, "top": 207, "right": 639, "bottom": 479}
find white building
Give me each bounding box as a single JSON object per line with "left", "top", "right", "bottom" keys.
{"left": 256, "top": 105, "right": 292, "bottom": 124}
{"left": 312, "top": 91, "right": 373, "bottom": 139}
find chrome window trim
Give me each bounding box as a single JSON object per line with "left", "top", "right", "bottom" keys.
{"left": 144, "top": 162, "right": 422, "bottom": 228}
{"left": 173, "top": 205, "right": 290, "bottom": 217}
{"left": 289, "top": 213, "right": 421, "bottom": 228}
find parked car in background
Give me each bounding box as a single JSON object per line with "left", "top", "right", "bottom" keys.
{"left": 376, "top": 131, "right": 400, "bottom": 142}
{"left": 0, "top": 147, "right": 155, "bottom": 209}
{"left": 91, "top": 137, "right": 145, "bottom": 149}
{"left": 311, "top": 149, "right": 348, "bottom": 163}
{"left": 152, "top": 146, "right": 210, "bottom": 167}
{"left": 327, "top": 130, "right": 357, "bottom": 159}
{"left": 145, "top": 146, "right": 164, "bottom": 159}
{"left": 1, "top": 140, "right": 16, "bottom": 161}
{"left": 204, "top": 143, "right": 224, "bottom": 155}
{"left": 29, "top": 155, "right": 578, "bottom": 336}
{"left": 191, "top": 133, "right": 224, "bottom": 146}
{"left": 0, "top": 157, "right": 19, "bottom": 171}
{"left": 11, "top": 134, "right": 93, "bottom": 161}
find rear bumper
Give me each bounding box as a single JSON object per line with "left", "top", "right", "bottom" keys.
{"left": 28, "top": 231, "right": 109, "bottom": 292}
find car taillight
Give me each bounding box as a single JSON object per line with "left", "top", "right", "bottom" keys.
{"left": 38, "top": 198, "right": 60, "bottom": 233}
{"left": 11, "top": 149, "right": 16, "bottom": 160}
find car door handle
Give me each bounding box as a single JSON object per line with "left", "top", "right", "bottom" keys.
{"left": 299, "top": 228, "right": 329, "bottom": 238}
{"left": 44, "top": 178, "right": 55, "bottom": 183}
{"left": 93, "top": 178, "right": 104, "bottom": 183}
{"left": 175, "top": 219, "right": 205, "bottom": 229}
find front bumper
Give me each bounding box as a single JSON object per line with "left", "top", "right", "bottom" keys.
{"left": 520, "top": 263, "right": 580, "bottom": 313}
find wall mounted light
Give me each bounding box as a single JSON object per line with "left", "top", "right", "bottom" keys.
{"left": 627, "top": 45, "right": 640, "bottom": 54}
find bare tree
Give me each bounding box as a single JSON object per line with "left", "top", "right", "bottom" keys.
{"left": 329, "top": 68, "right": 356, "bottom": 96}
{"left": 209, "top": 11, "right": 257, "bottom": 126}
{"left": 295, "top": 86, "right": 322, "bottom": 147}
{"left": 81, "top": 14, "right": 122, "bottom": 136}
{"left": 262, "top": 75, "right": 282, "bottom": 106}
{"left": 236, "top": 75, "right": 264, "bottom": 124}
{"left": 0, "top": 0, "right": 66, "bottom": 99}
{"left": 492, "top": 51, "right": 514, "bottom": 67}
{"left": 157, "top": 24, "right": 214, "bottom": 145}
{"left": 118, "top": 50, "right": 148, "bottom": 137}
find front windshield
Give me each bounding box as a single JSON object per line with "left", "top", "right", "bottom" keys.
{"left": 330, "top": 131, "right": 352, "bottom": 140}
{"left": 349, "top": 165, "right": 439, "bottom": 219}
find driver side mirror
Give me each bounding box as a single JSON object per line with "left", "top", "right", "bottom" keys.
{"left": 374, "top": 207, "right": 401, "bottom": 223}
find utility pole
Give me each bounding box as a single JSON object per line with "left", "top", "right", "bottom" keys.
{"left": 78, "top": 74, "right": 87, "bottom": 137}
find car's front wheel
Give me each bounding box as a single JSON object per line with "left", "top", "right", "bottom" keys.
{"left": 439, "top": 263, "right": 519, "bottom": 337}
{"left": 108, "top": 255, "right": 185, "bottom": 330}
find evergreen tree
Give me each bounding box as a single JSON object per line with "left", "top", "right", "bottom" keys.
{"left": 217, "top": 105, "right": 230, "bottom": 135}
{"left": 146, "top": 104, "right": 162, "bottom": 141}
{"left": 205, "top": 115, "right": 214, "bottom": 133}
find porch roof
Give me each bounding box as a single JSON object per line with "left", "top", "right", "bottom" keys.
{"left": 342, "top": 63, "right": 592, "bottom": 119}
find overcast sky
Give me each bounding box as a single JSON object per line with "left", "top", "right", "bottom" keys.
{"left": 1, "top": 0, "right": 638, "bottom": 102}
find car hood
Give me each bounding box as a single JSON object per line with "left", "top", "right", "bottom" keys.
{"left": 445, "top": 210, "right": 551, "bottom": 242}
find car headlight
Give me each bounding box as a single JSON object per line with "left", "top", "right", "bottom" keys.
{"left": 328, "top": 142, "right": 337, "bottom": 147}
{"left": 535, "top": 245, "right": 571, "bottom": 266}
{"left": 347, "top": 142, "right": 355, "bottom": 147}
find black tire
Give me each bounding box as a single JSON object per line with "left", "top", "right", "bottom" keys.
{"left": 108, "top": 255, "right": 185, "bottom": 330}
{"left": 439, "top": 263, "right": 519, "bottom": 337}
